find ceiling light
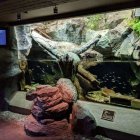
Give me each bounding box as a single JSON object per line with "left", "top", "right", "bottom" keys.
{"left": 17, "top": 13, "right": 21, "bottom": 21}
{"left": 53, "top": 5, "right": 58, "bottom": 14}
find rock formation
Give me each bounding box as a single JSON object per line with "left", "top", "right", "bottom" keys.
{"left": 24, "top": 78, "right": 77, "bottom": 136}
{"left": 15, "top": 25, "right": 32, "bottom": 60}
{"left": 15, "top": 9, "right": 140, "bottom": 62}
{"left": 31, "top": 29, "right": 101, "bottom": 61}
{"left": 0, "top": 27, "right": 21, "bottom": 110}
{"left": 30, "top": 24, "right": 140, "bottom": 61}
{"left": 45, "top": 18, "right": 86, "bottom": 45}
{"left": 72, "top": 103, "right": 97, "bottom": 137}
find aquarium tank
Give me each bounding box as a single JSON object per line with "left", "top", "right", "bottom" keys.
{"left": 16, "top": 8, "right": 140, "bottom": 110}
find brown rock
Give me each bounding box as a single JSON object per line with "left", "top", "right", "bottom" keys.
{"left": 46, "top": 102, "right": 69, "bottom": 113}
{"left": 33, "top": 86, "right": 59, "bottom": 97}
{"left": 57, "top": 78, "right": 77, "bottom": 103}
{"left": 41, "top": 92, "right": 62, "bottom": 102}
{"left": 36, "top": 85, "right": 51, "bottom": 90}
{"left": 34, "top": 92, "right": 63, "bottom": 109}
{"left": 58, "top": 84, "right": 73, "bottom": 103}
{"left": 43, "top": 96, "right": 62, "bottom": 109}
{"left": 24, "top": 115, "right": 71, "bottom": 137}
{"left": 72, "top": 103, "right": 97, "bottom": 137}
{"left": 25, "top": 80, "right": 76, "bottom": 137}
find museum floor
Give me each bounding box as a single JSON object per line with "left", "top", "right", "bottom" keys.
{"left": 0, "top": 119, "right": 67, "bottom": 140}
{"left": 0, "top": 111, "right": 111, "bottom": 140}
{"left": 0, "top": 111, "right": 73, "bottom": 140}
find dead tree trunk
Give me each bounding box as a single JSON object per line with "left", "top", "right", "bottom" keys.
{"left": 31, "top": 31, "right": 63, "bottom": 58}
{"left": 31, "top": 30, "right": 101, "bottom": 58}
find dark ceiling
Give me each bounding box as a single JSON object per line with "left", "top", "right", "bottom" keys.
{"left": 0, "top": 0, "right": 78, "bottom": 16}
{"left": 0, "top": 0, "right": 140, "bottom": 25}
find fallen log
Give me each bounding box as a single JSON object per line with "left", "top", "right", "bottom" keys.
{"left": 77, "top": 61, "right": 99, "bottom": 84}
{"left": 37, "top": 43, "right": 58, "bottom": 59}
{"left": 31, "top": 30, "right": 101, "bottom": 59}
{"left": 74, "top": 77, "right": 84, "bottom": 100}
{"left": 34, "top": 28, "right": 52, "bottom": 40}
{"left": 76, "top": 73, "right": 95, "bottom": 92}
{"left": 31, "top": 30, "right": 63, "bottom": 58}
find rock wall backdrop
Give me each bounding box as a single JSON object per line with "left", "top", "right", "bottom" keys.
{"left": 0, "top": 27, "right": 21, "bottom": 110}
{"left": 16, "top": 8, "right": 140, "bottom": 109}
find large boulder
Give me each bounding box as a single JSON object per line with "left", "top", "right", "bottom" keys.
{"left": 29, "top": 85, "right": 72, "bottom": 124}
{"left": 57, "top": 78, "right": 78, "bottom": 103}
{"left": 105, "top": 10, "right": 132, "bottom": 29}
{"left": 15, "top": 25, "right": 32, "bottom": 60}
{"left": 47, "top": 18, "right": 86, "bottom": 45}
{"left": 0, "top": 27, "right": 21, "bottom": 79}
{"left": 85, "top": 29, "right": 108, "bottom": 43}
{"left": 0, "top": 49, "right": 20, "bottom": 78}
{"left": 72, "top": 103, "right": 97, "bottom": 137}
{"left": 25, "top": 78, "right": 77, "bottom": 136}
{"left": 95, "top": 27, "right": 133, "bottom": 58}
{"left": 0, "top": 27, "right": 21, "bottom": 110}
{"left": 24, "top": 115, "right": 72, "bottom": 138}
{"left": 115, "top": 32, "right": 139, "bottom": 59}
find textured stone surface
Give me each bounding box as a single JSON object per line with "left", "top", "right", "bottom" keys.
{"left": 48, "top": 18, "right": 86, "bottom": 45}
{"left": 33, "top": 86, "right": 59, "bottom": 97}
{"left": 25, "top": 115, "right": 70, "bottom": 136}
{"left": 15, "top": 25, "right": 32, "bottom": 60}
{"left": 0, "top": 27, "right": 21, "bottom": 110}
{"left": 25, "top": 78, "right": 77, "bottom": 136}
{"left": 0, "top": 49, "right": 19, "bottom": 78}
{"left": 30, "top": 84, "right": 72, "bottom": 124}
{"left": 115, "top": 32, "right": 138, "bottom": 58}
{"left": 105, "top": 10, "right": 132, "bottom": 29}
{"left": 57, "top": 78, "right": 78, "bottom": 102}
{"left": 46, "top": 102, "right": 69, "bottom": 112}
{"left": 0, "top": 27, "right": 20, "bottom": 79}
{"left": 0, "top": 111, "right": 26, "bottom": 125}
{"left": 72, "top": 103, "right": 97, "bottom": 137}
{"left": 93, "top": 27, "right": 134, "bottom": 59}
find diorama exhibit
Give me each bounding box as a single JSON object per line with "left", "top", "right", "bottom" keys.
{"left": 0, "top": 0, "right": 140, "bottom": 140}
{"left": 17, "top": 8, "right": 140, "bottom": 109}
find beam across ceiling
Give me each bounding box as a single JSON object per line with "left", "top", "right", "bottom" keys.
{"left": 0, "top": 0, "right": 140, "bottom": 25}
{"left": 0, "top": 0, "right": 78, "bottom": 16}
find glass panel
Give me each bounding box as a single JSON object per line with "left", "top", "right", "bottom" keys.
{"left": 15, "top": 8, "right": 140, "bottom": 109}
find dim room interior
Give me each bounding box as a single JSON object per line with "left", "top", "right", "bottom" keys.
{"left": 0, "top": 0, "right": 140, "bottom": 140}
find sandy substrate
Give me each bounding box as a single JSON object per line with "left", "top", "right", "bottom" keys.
{"left": 0, "top": 111, "right": 26, "bottom": 126}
